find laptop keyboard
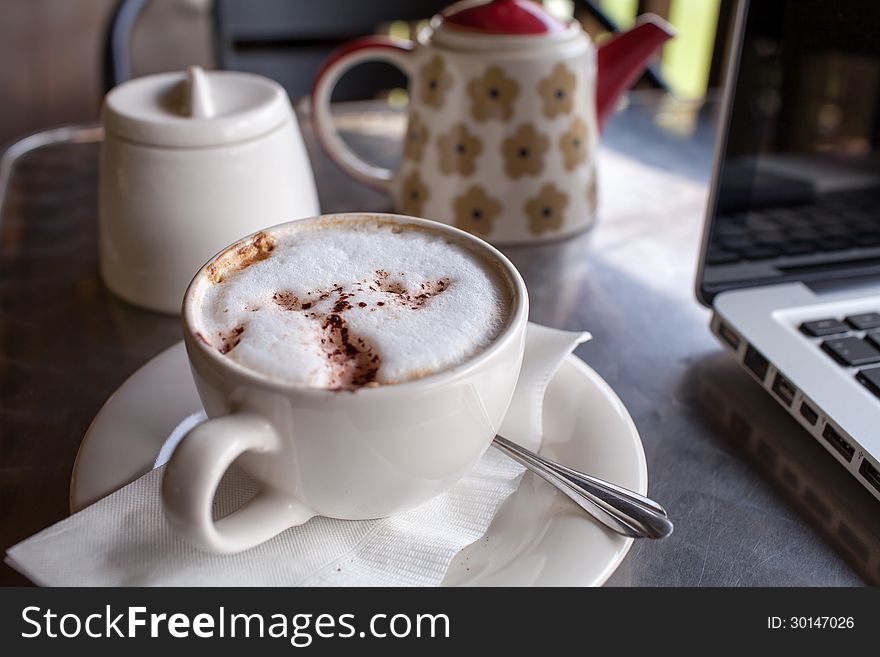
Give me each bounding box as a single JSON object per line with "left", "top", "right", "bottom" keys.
{"left": 707, "top": 189, "right": 880, "bottom": 266}
{"left": 800, "top": 312, "right": 880, "bottom": 398}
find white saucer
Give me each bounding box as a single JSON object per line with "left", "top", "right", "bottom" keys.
{"left": 72, "top": 342, "right": 647, "bottom": 586}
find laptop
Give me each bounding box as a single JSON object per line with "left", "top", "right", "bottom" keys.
{"left": 697, "top": 0, "right": 880, "bottom": 502}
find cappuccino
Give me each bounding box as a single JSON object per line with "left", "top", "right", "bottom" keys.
{"left": 191, "top": 216, "right": 512, "bottom": 389}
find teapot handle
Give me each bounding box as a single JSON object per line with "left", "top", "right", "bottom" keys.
{"left": 311, "top": 37, "right": 415, "bottom": 193}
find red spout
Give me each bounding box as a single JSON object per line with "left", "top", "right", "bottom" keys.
{"left": 596, "top": 14, "right": 675, "bottom": 132}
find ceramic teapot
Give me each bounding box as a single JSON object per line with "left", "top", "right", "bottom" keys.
{"left": 312, "top": 0, "right": 673, "bottom": 245}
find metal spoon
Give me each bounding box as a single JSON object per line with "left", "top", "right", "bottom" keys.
{"left": 493, "top": 435, "right": 673, "bottom": 539}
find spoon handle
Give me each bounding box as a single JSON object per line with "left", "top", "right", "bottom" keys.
{"left": 492, "top": 435, "right": 673, "bottom": 539}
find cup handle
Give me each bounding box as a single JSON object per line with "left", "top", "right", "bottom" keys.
{"left": 310, "top": 36, "right": 415, "bottom": 192}
{"left": 161, "top": 412, "right": 314, "bottom": 554}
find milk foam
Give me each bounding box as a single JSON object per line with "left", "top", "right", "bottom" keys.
{"left": 193, "top": 217, "right": 511, "bottom": 389}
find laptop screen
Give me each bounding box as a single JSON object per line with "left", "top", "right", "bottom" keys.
{"left": 698, "top": 0, "right": 880, "bottom": 303}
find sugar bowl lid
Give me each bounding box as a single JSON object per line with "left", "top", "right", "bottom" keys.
{"left": 439, "top": 0, "right": 568, "bottom": 35}
{"left": 102, "top": 66, "right": 291, "bottom": 148}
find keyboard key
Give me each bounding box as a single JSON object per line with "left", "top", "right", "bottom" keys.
{"left": 787, "top": 227, "right": 823, "bottom": 240}
{"left": 716, "top": 236, "right": 751, "bottom": 251}
{"left": 846, "top": 312, "right": 880, "bottom": 330}
{"left": 800, "top": 318, "right": 850, "bottom": 337}
{"left": 818, "top": 223, "right": 850, "bottom": 237}
{"left": 715, "top": 224, "right": 746, "bottom": 237}
{"left": 741, "top": 245, "right": 779, "bottom": 260}
{"left": 806, "top": 207, "right": 844, "bottom": 222}
{"left": 857, "top": 367, "right": 880, "bottom": 399}
{"left": 745, "top": 216, "right": 781, "bottom": 231}
{"left": 773, "top": 212, "right": 811, "bottom": 228}
{"left": 752, "top": 230, "right": 786, "bottom": 245}
{"left": 865, "top": 330, "right": 880, "bottom": 350}
{"left": 779, "top": 240, "right": 816, "bottom": 256}
{"left": 706, "top": 249, "right": 740, "bottom": 265}
{"left": 822, "top": 337, "right": 880, "bottom": 366}
{"left": 818, "top": 236, "right": 854, "bottom": 251}
{"left": 846, "top": 209, "right": 877, "bottom": 223}
{"left": 853, "top": 232, "right": 880, "bottom": 247}
{"left": 843, "top": 217, "right": 877, "bottom": 231}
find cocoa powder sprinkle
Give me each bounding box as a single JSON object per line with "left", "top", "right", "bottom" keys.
{"left": 215, "top": 270, "right": 452, "bottom": 390}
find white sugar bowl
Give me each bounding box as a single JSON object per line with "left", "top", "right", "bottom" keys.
{"left": 99, "top": 66, "right": 319, "bottom": 314}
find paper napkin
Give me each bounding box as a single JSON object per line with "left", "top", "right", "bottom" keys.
{"left": 7, "top": 323, "right": 589, "bottom": 586}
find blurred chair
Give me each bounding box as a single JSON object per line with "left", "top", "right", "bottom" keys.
{"left": 104, "top": 0, "right": 671, "bottom": 100}
{"left": 214, "top": 0, "right": 450, "bottom": 101}
{"left": 103, "top": 0, "right": 150, "bottom": 92}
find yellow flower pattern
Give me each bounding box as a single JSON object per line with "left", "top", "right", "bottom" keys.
{"left": 467, "top": 66, "right": 520, "bottom": 122}
{"left": 538, "top": 63, "right": 576, "bottom": 118}
{"left": 525, "top": 183, "right": 569, "bottom": 235}
{"left": 400, "top": 61, "right": 594, "bottom": 239}
{"left": 401, "top": 169, "right": 429, "bottom": 216}
{"left": 502, "top": 124, "right": 549, "bottom": 178}
{"left": 453, "top": 186, "right": 503, "bottom": 237}
{"left": 437, "top": 123, "right": 484, "bottom": 176}
{"left": 559, "top": 117, "right": 588, "bottom": 170}
{"left": 403, "top": 113, "right": 429, "bottom": 162}
{"left": 418, "top": 56, "right": 453, "bottom": 108}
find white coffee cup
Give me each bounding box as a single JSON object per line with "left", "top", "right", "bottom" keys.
{"left": 99, "top": 66, "right": 319, "bottom": 314}
{"left": 163, "top": 213, "right": 528, "bottom": 554}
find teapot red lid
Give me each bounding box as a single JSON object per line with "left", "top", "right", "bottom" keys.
{"left": 440, "top": 0, "right": 568, "bottom": 35}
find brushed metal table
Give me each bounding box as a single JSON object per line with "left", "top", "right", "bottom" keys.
{"left": 1, "top": 94, "right": 876, "bottom": 586}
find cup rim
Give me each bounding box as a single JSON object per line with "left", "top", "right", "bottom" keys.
{"left": 181, "top": 212, "right": 529, "bottom": 396}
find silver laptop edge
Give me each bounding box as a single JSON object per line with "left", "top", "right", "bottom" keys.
{"left": 696, "top": 0, "right": 880, "bottom": 503}
{"left": 694, "top": 0, "right": 748, "bottom": 308}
